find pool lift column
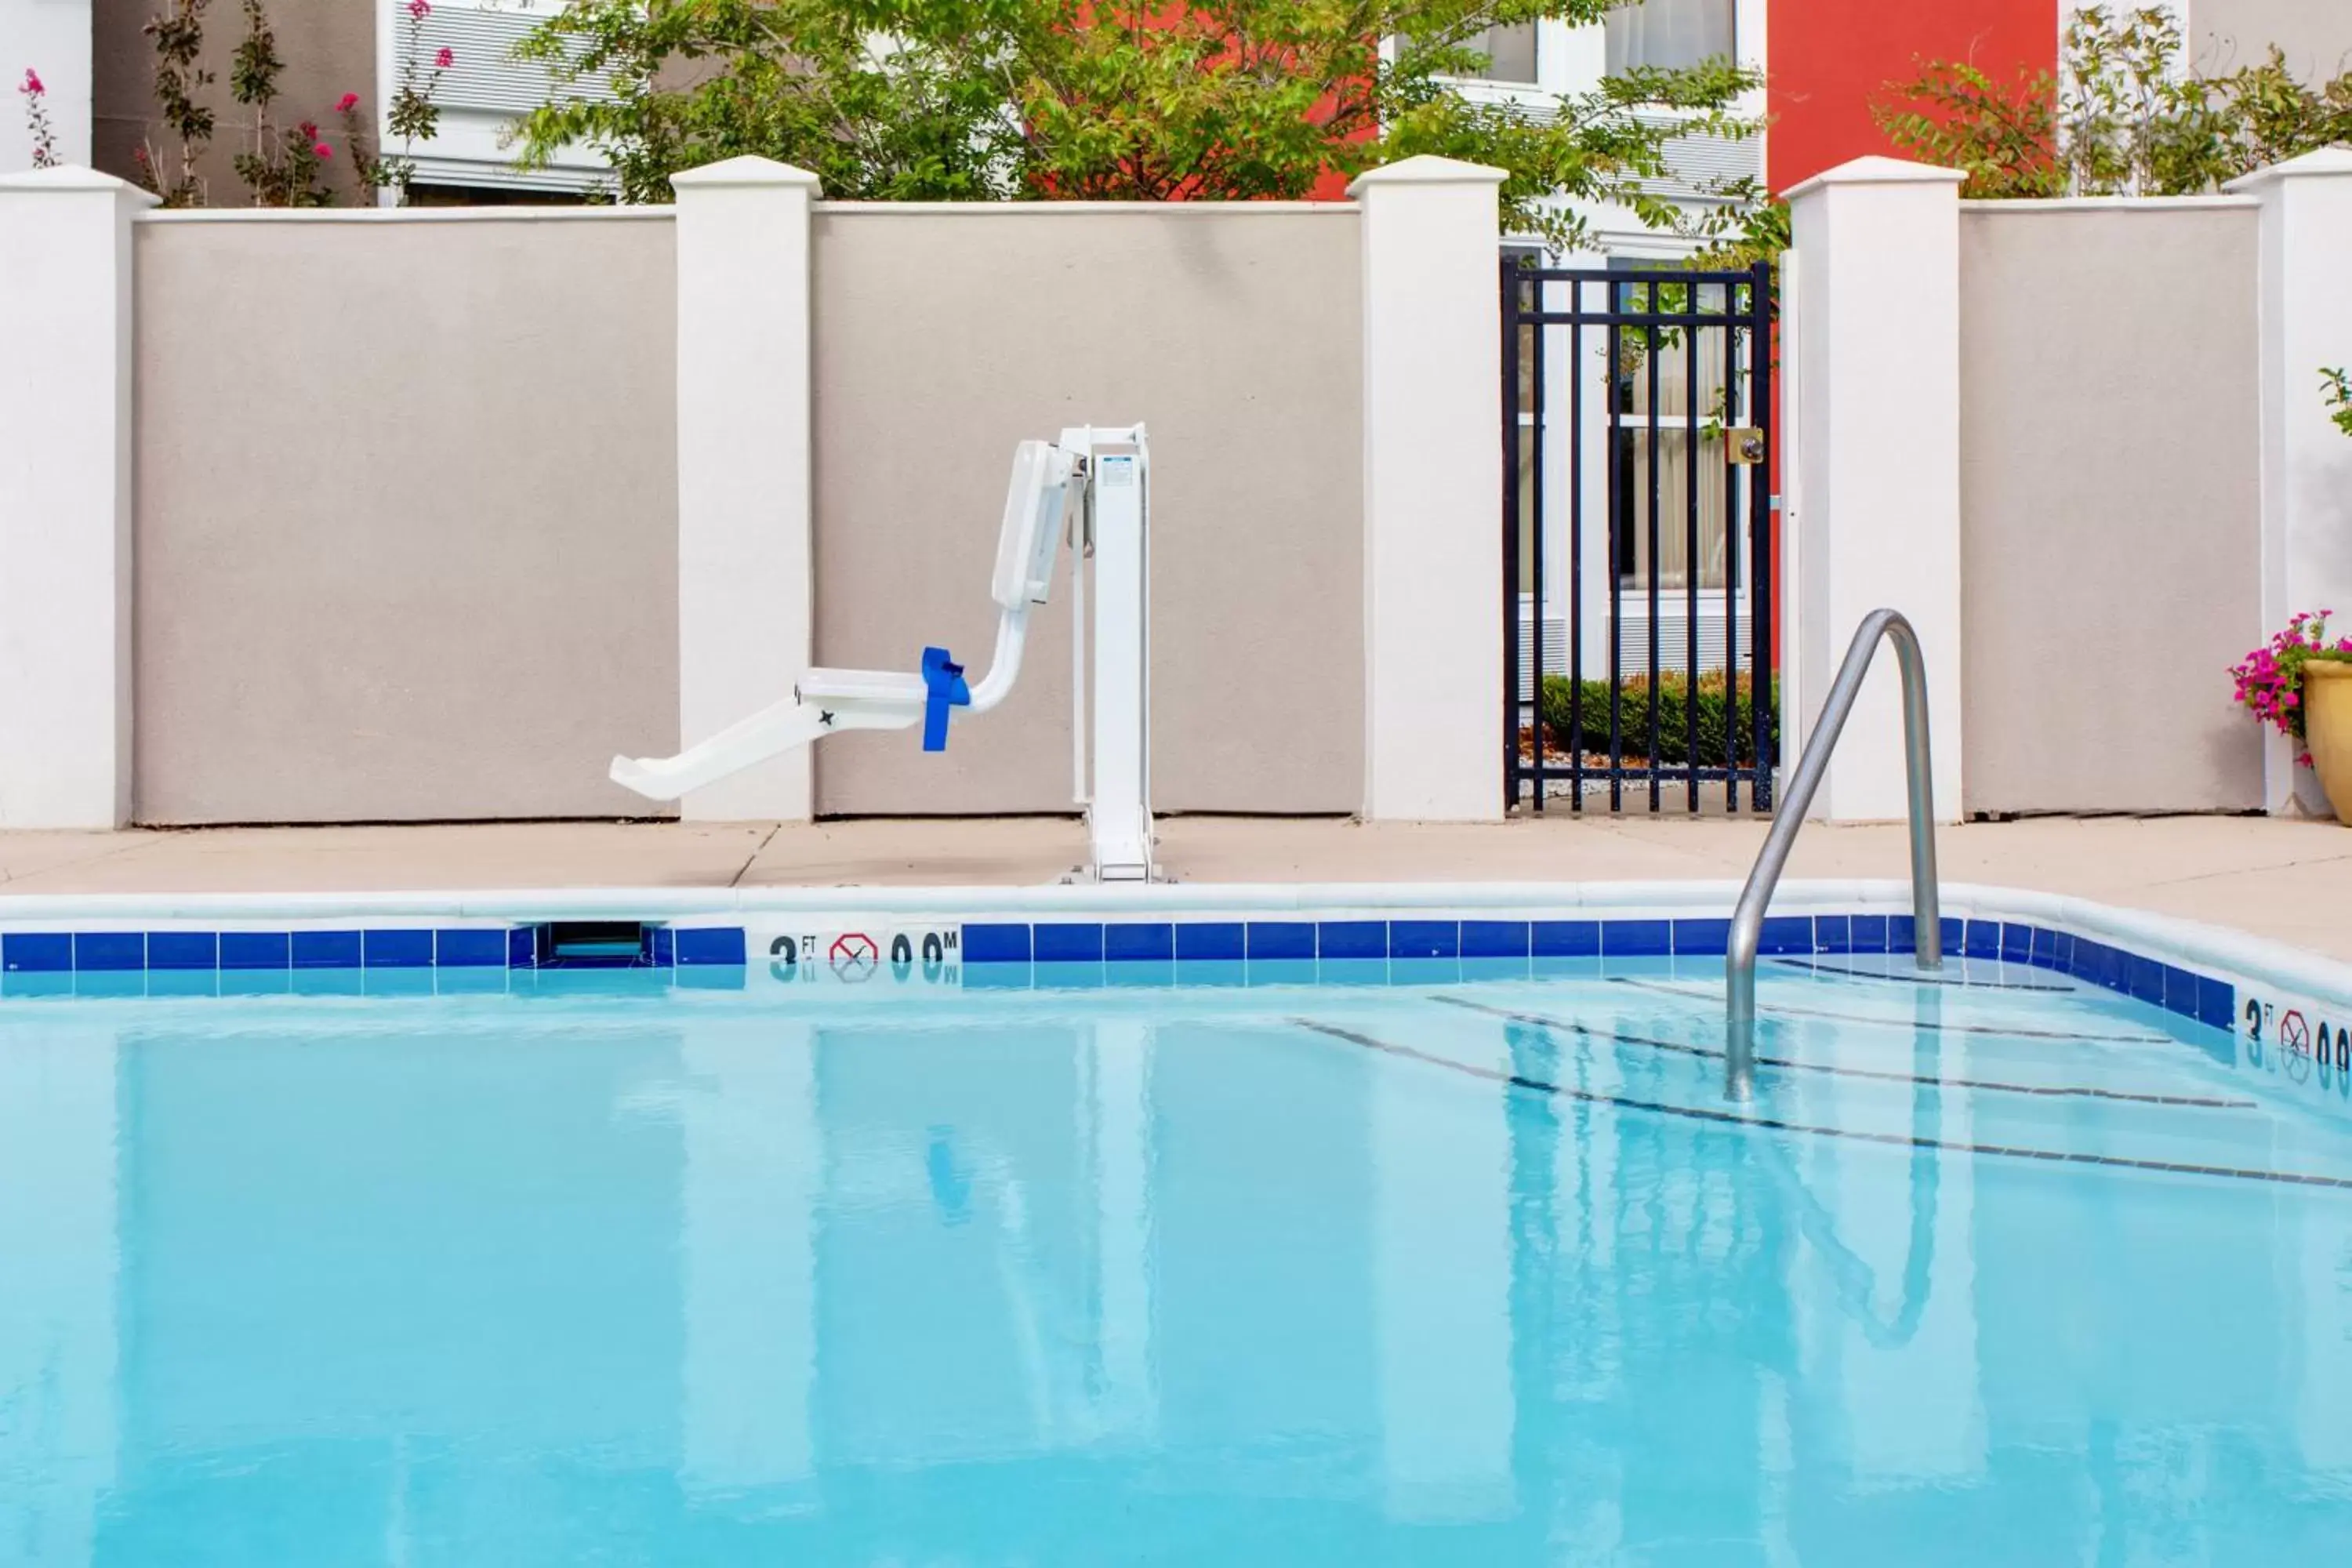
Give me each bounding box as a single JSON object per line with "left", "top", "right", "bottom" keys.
{"left": 1062, "top": 425, "right": 1154, "bottom": 883}
{"left": 606, "top": 425, "right": 1158, "bottom": 884}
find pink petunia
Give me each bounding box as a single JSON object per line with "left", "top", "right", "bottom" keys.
{"left": 435, "top": 45, "right": 455, "bottom": 68}
{"left": 21, "top": 68, "right": 42, "bottom": 95}
{"left": 337, "top": 92, "right": 359, "bottom": 113}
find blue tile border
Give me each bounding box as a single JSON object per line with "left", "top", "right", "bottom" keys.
{"left": 1390, "top": 920, "right": 1460, "bottom": 960}
{"left": 1317, "top": 920, "right": 1385, "bottom": 961}
{"left": 292, "top": 930, "right": 362, "bottom": 970}
{"left": 0, "top": 910, "right": 2261, "bottom": 1043}
{"left": 74, "top": 933, "right": 144, "bottom": 972}
{"left": 1247, "top": 922, "right": 1316, "bottom": 961}
{"left": 2, "top": 932, "right": 72, "bottom": 973}
{"left": 1602, "top": 920, "right": 1671, "bottom": 958}
{"left": 362, "top": 929, "right": 434, "bottom": 969}
{"left": 1033, "top": 923, "right": 1105, "bottom": 964}
{"left": 924, "top": 911, "right": 2249, "bottom": 1033}
{"left": 1106, "top": 922, "right": 1174, "bottom": 963}
{"left": 147, "top": 931, "right": 218, "bottom": 971}
{"left": 1672, "top": 918, "right": 1730, "bottom": 956}
{"left": 1534, "top": 920, "right": 1601, "bottom": 958}
{"left": 434, "top": 929, "right": 506, "bottom": 968}
{"left": 220, "top": 931, "right": 290, "bottom": 971}
{"left": 1174, "top": 922, "right": 1243, "bottom": 961}
{"left": 1463, "top": 920, "right": 1530, "bottom": 959}
{"left": 962, "top": 923, "right": 1031, "bottom": 964}
{"left": 674, "top": 927, "right": 747, "bottom": 967}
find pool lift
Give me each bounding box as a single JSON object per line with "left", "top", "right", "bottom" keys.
{"left": 608, "top": 426, "right": 1158, "bottom": 883}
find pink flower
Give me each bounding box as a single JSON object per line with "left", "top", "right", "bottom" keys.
{"left": 21, "top": 68, "right": 42, "bottom": 96}
{"left": 314, "top": 143, "right": 332, "bottom": 159}
{"left": 299, "top": 120, "right": 318, "bottom": 138}
{"left": 337, "top": 92, "right": 359, "bottom": 113}
{"left": 435, "top": 46, "right": 455, "bottom": 68}
{"left": 407, "top": 0, "right": 430, "bottom": 17}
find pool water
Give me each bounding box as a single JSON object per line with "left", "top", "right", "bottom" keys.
{"left": 3, "top": 958, "right": 2350, "bottom": 1566}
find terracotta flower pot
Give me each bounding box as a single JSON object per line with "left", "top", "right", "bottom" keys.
{"left": 2306, "top": 659, "right": 2352, "bottom": 826}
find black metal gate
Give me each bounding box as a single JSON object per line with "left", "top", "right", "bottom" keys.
{"left": 1503, "top": 257, "right": 1777, "bottom": 814}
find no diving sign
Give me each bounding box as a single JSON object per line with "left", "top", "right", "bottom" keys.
{"left": 828, "top": 932, "right": 879, "bottom": 982}
{"left": 759, "top": 924, "right": 961, "bottom": 990}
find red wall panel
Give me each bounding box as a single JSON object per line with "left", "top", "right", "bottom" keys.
{"left": 1767, "top": 0, "right": 2057, "bottom": 192}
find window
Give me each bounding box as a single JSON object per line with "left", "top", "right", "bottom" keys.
{"left": 1468, "top": 21, "right": 1539, "bottom": 84}
{"left": 1605, "top": 0, "right": 1736, "bottom": 73}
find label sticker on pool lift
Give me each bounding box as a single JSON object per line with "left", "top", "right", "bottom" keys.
{"left": 757, "top": 924, "right": 961, "bottom": 990}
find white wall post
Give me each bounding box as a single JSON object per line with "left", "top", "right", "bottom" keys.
{"left": 2230, "top": 148, "right": 2352, "bottom": 818}
{"left": 0, "top": 167, "right": 150, "bottom": 828}
{"left": 1352, "top": 155, "right": 1508, "bottom": 822}
{"left": 670, "top": 155, "right": 820, "bottom": 822}
{"left": 1784, "top": 156, "right": 1967, "bottom": 823}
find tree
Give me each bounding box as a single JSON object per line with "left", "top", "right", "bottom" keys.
{"left": 510, "top": 0, "right": 1764, "bottom": 251}
{"left": 1876, "top": 4, "right": 2352, "bottom": 200}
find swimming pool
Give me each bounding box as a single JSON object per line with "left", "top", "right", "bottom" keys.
{"left": 3, "top": 887, "right": 2350, "bottom": 1564}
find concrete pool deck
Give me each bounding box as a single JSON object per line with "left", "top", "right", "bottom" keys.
{"left": 0, "top": 813, "right": 2346, "bottom": 962}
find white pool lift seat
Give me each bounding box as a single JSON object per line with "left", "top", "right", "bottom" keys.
{"left": 608, "top": 439, "right": 1085, "bottom": 802}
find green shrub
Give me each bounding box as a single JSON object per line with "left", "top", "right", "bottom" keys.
{"left": 1538, "top": 670, "right": 1779, "bottom": 768}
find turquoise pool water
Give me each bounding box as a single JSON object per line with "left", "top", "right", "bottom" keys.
{"left": 3, "top": 957, "right": 2350, "bottom": 1565}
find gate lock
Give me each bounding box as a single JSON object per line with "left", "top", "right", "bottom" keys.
{"left": 1726, "top": 426, "right": 1766, "bottom": 466}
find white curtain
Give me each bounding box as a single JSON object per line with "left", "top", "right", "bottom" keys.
{"left": 1605, "top": 0, "right": 1737, "bottom": 73}
{"left": 1472, "top": 22, "right": 1540, "bottom": 83}
{"left": 1620, "top": 311, "right": 1733, "bottom": 591}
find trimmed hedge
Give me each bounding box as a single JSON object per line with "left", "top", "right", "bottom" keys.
{"left": 1538, "top": 670, "right": 1779, "bottom": 768}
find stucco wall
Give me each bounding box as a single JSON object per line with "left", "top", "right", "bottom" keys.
{"left": 808, "top": 205, "right": 1365, "bottom": 816}
{"left": 132, "top": 211, "right": 678, "bottom": 823}
{"left": 1958, "top": 201, "right": 2263, "bottom": 815}
{"left": 2193, "top": 0, "right": 2352, "bottom": 78}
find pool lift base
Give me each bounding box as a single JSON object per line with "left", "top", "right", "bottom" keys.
{"left": 608, "top": 426, "right": 1158, "bottom": 885}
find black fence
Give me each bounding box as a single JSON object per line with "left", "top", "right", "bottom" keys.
{"left": 1502, "top": 257, "right": 1777, "bottom": 814}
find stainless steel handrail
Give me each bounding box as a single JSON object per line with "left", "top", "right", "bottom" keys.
{"left": 1726, "top": 608, "right": 1941, "bottom": 1098}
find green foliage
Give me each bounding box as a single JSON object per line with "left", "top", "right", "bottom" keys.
{"left": 510, "top": 0, "right": 1764, "bottom": 249}
{"left": 229, "top": 0, "right": 337, "bottom": 208}
{"left": 132, "top": 0, "right": 405, "bottom": 207}
{"left": 227, "top": 0, "right": 281, "bottom": 108}
{"left": 137, "top": 0, "right": 217, "bottom": 207}
{"left": 370, "top": 1, "right": 456, "bottom": 201}
{"left": 1537, "top": 670, "right": 1777, "bottom": 770}
{"left": 512, "top": 0, "right": 1027, "bottom": 205}
{"left": 2325, "top": 368, "right": 2352, "bottom": 438}
{"left": 1876, "top": 4, "right": 2352, "bottom": 200}
{"left": 1872, "top": 57, "right": 2062, "bottom": 199}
